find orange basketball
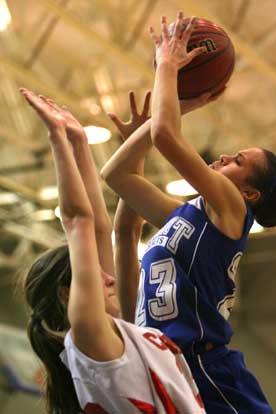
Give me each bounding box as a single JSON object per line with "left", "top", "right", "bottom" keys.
{"left": 163, "top": 18, "right": 235, "bottom": 99}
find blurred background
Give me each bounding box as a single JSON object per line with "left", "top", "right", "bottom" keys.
{"left": 0, "top": 0, "right": 275, "bottom": 412}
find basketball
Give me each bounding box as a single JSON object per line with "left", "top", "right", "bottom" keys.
{"left": 166, "top": 18, "right": 235, "bottom": 99}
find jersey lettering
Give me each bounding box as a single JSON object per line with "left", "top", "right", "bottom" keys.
{"left": 148, "top": 259, "right": 179, "bottom": 321}
{"left": 135, "top": 269, "right": 146, "bottom": 326}
{"left": 145, "top": 217, "right": 195, "bottom": 255}
{"left": 217, "top": 293, "right": 236, "bottom": 320}
{"left": 167, "top": 218, "right": 195, "bottom": 254}
{"left": 227, "top": 252, "right": 242, "bottom": 281}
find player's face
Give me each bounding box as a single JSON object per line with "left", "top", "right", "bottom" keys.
{"left": 101, "top": 270, "right": 120, "bottom": 317}
{"left": 210, "top": 147, "right": 266, "bottom": 191}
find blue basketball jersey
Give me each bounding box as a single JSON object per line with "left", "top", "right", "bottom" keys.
{"left": 135, "top": 196, "right": 254, "bottom": 352}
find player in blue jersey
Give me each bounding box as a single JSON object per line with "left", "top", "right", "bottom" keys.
{"left": 101, "top": 12, "right": 275, "bottom": 414}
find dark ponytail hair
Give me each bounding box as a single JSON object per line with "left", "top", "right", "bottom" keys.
{"left": 23, "top": 245, "right": 82, "bottom": 414}
{"left": 248, "top": 149, "right": 276, "bottom": 227}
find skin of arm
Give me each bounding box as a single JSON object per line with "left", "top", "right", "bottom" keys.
{"left": 21, "top": 89, "right": 123, "bottom": 362}
{"left": 150, "top": 14, "right": 247, "bottom": 238}
{"left": 114, "top": 199, "right": 143, "bottom": 323}
{"left": 109, "top": 92, "right": 149, "bottom": 322}
{"left": 101, "top": 117, "right": 182, "bottom": 229}
{"left": 38, "top": 97, "right": 115, "bottom": 277}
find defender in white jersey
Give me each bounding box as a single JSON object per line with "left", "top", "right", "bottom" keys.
{"left": 20, "top": 89, "right": 205, "bottom": 414}
{"left": 61, "top": 319, "right": 204, "bottom": 414}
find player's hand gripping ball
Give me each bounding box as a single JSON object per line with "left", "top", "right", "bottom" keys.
{"left": 154, "top": 17, "right": 235, "bottom": 99}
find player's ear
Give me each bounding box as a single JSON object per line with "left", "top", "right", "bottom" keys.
{"left": 242, "top": 187, "right": 261, "bottom": 205}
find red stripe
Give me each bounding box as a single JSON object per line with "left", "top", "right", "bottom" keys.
{"left": 149, "top": 368, "right": 178, "bottom": 414}
{"left": 128, "top": 398, "right": 157, "bottom": 414}
{"left": 84, "top": 402, "right": 108, "bottom": 414}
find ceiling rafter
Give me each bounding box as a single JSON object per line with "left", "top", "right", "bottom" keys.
{"left": 37, "top": 0, "right": 153, "bottom": 82}
{"left": 0, "top": 55, "right": 111, "bottom": 128}
{"left": 0, "top": 174, "right": 56, "bottom": 208}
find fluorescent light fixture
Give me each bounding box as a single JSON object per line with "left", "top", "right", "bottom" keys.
{"left": 84, "top": 126, "right": 111, "bottom": 145}
{"left": 111, "top": 231, "right": 147, "bottom": 260}
{"left": 249, "top": 221, "right": 264, "bottom": 234}
{"left": 32, "top": 209, "right": 56, "bottom": 221}
{"left": 0, "top": 192, "right": 19, "bottom": 205}
{"left": 0, "top": 0, "right": 11, "bottom": 31}
{"left": 39, "top": 186, "right": 58, "bottom": 200}
{"left": 166, "top": 179, "right": 197, "bottom": 197}
{"left": 54, "top": 206, "right": 61, "bottom": 219}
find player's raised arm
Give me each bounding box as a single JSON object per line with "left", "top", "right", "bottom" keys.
{"left": 114, "top": 199, "right": 143, "bottom": 322}
{"left": 101, "top": 91, "right": 182, "bottom": 229}
{"left": 20, "top": 88, "right": 123, "bottom": 362}
{"left": 107, "top": 99, "right": 147, "bottom": 322}
{"left": 150, "top": 13, "right": 247, "bottom": 238}
{"left": 36, "top": 96, "right": 115, "bottom": 278}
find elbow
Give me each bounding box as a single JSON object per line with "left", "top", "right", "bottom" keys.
{"left": 151, "top": 123, "right": 174, "bottom": 148}
{"left": 100, "top": 164, "right": 116, "bottom": 188}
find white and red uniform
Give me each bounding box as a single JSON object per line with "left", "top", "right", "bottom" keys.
{"left": 60, "top": 318, "right": 205, "bottom": 414}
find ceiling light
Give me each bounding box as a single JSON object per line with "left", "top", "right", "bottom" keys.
{"left": 84, "top": 125, "right": 111, "bottom": 145}
{"left": 32, "top": 209, "right": 56, "bottom": 221}
{"left": 166, "top": 179, "right": 197, "bottom": 197}
{"left": 39, "top": 186, "right": 58, "bottom": 200}
{"left": 0, "top": 192, "right": 19, "bottom": 205}
{"left": 0, "top": 0, "right": 11, "bottom": 31}
{"left": 111, "top": 231, "right": 147, "bottom": 260}
{"left": 249, "top": 221, "right": 264, "bottom": 234}
{"left": 54, "top": 206, "right": 61, "bottom": 219}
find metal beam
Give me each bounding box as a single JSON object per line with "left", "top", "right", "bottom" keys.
{"left": 0, "top": 54, "right": 111, "bottom": 128}
{"left": 0, "top": 174, "right": 56, "bottom": 208}
{"left": 38, "top": 0, "right": 153, "bottom": 82}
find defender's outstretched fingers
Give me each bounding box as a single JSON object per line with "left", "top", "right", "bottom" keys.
{"left": 173, "top": 11, "right": 184, "bottom": 39}
{"left": 38, "top": 95, "right": 59, "bottom": 112}
{"left": 161, "top": 15, "right": 170, "bottom": 41}
{"left": 149, "top": 26, "right": 161, "bottom": 46}
{"left": 129, "top": 91, "right": 138, "bottom": 117}
{"left": 141, "top": 91, "right": 151, "bottom": 118}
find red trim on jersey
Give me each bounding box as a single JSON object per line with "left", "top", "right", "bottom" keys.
{"left": 196, "top": 393, "right": 205, "bottom": 409}
{"left": 128, "top": 398, "right": 157, "bottom": 413}
{"left": 149, "top": 368, "right": 178, "bottom": 414}
{"left": 159, "top": 334, "right": 182, "bottom": 355}
{"left": 84, "top": 402, "right": 108, "bottom": 414}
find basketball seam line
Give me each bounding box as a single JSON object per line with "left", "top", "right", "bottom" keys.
{"left": 178, "top": 59, "right": 235, "bottom": 99}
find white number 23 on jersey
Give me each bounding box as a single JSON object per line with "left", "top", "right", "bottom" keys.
{"left": 135, "top": 258, "right": 179, "bottom": 326}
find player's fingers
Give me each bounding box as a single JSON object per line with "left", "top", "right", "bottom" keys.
{"left": 188, "top": 46, "right": 206, "bottom": 61}
{"left": 129, "top": 91, "right": 138, "bottom": 116}
{"left": 141, "top": 91, "right": 151, "bottom": 118}
{"left": 149, "top": 26, "right": 161, "bottom": 46}
{"left": 181, "top": 16, "right": 196, "bottom": 43}
{"left": 20, "top": 88, "right": 43, "bottom": 109}
{"left": 161, "top": 16, "right": 170, "bottom": 41}
{"left": 107, "top": 112, "right": 124, "bottom": 132}
{"left": 38, "top": 95, "right": 58, "bottom": 111}
{"left": 173, "top": 11, "right": 184, "bottom": 39}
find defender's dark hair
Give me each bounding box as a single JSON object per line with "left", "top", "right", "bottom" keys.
{"left": 23, "top": 245, "right": 82, "bottom": 414}
{"left": 248, "top": 149, "right": 276, "bottom": 227}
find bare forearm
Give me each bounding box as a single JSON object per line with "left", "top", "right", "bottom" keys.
{"left": 50, "top": 130, "right": 92, "bottom": 220}
{"left": 115, "top": 233, "right": 141, "bottom": 322}
{"left": 70, "top": 132, "right": 114, "bottom": 276}
{"left": 101, "top": 119, "right": 152, "bottom": 182}
{"left": 151, "top": 62, "right": 181, "bottom": 140}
